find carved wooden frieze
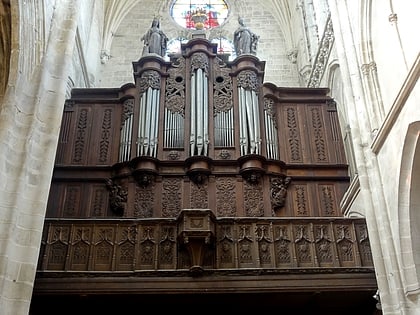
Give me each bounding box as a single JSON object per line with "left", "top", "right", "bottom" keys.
{"left": 161, "top": 178, "right": 182, "bottom": 217}
{"left": 244, "top": 180, "right": 264, "bottom": 217}
{"left": 134, "top": 182, "right": 155, "bottom": 218}
{"left": 190, "top": 179, "right": 209, "bottom": 209}
{"left": 216, "top": 177, "right": 236, "bottom": 217}
{"left": 39, "top": 218, "right": 373, "bottom": 272}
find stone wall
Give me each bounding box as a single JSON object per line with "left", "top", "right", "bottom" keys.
{"left": 98, "top": 0, "right": 300, "bottom": 88}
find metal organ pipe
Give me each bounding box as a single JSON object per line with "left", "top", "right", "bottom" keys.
{"left": 239, "top": 87, "right": 248, "bottom": 155}
{"left": 203, "top": 73, "right": 209, "bottom": 156}
{"left": 190, "top": 67, "right": 209, "bottom": 156}
{"left": 238, "top": 86, "right": 261, "bottom": 155}
{"left": 137, "top": 86, "right": 159, "bottom": 158}
{"left": 120, "top": 114, "right": 133, "bottom": 161}
{"left": 137, "top": 95, "right": 146, "bottom": 156}
{"left": 190, "top": 73, "right": 196, "bottom": 155}
{"left": 264, "top": 100, "right": 279, "bottom": 160}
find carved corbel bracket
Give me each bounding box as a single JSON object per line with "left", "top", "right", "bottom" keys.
{"left": 238, "top": 154, "right": 266, "bottom": 184}
{"left": 130, "top": 156, "right": 159, "bottom": 187}
{"left": 177, "top": 209, "right": 216, "bottom": 275}
{"left": 185, "top": 156, "right": 212, "bottom": 185}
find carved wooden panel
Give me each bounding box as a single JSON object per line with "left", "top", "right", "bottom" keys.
{"left": 68, "top": 226, "right": 92, "bottom": 271}
{"left": 137, "top": 225, "right": 157, "bottom": 270}
{"left": 355, "top": 222, "right": 373, "bottom": 266}
{"left": 62, "top": 184, "right": 82, "bottom": 217}
{"left": 134, "top": 182, "right": 155, "bottom": 218}
{"left": 39, "top": 218, "right": 373, "bottom": 272}
{"left": 161, "top": 178, "right": 183, "bottom": 218}
{"left": 56, "top": 103, "right": 121, "bottom": 166}
{"left": 273, "top": 224, "right": 294, "bottom": 267}
{"left": 116, "top": 224, "right": 137, "bottom": 271}
{"left": 306, "top": 105, "right": 330, "bottom": 163}
{"left": 215, "top": 177, "right": 237, "bottom": 217}
{"left": 280, "top": 106, "right": 304, "bottom": 163}
{"left": 92, "top": 225, "right": 115, "bottom": 271}
{"left": 89, "top": 184, "right": 109, "bottom": 217}
{"left": 159, "top": 225, "right": 177, "bottom": 269}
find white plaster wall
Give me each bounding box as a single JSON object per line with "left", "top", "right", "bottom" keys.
{"left": 371, "top": 0, "right": 420, "bottom": 113}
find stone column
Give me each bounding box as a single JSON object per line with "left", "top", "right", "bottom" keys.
{"left": 0, "top": 1, "right": 80, "bottom": 314}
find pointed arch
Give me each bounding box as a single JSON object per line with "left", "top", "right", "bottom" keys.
{"left": 398, "top": 121, "right": 420, "bottom": 295}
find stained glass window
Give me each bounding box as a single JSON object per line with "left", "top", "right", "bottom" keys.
{"left": 171, "top": 0, "right": 229, "bottom": 30}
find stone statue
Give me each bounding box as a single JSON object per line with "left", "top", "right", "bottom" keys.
{"left": 141, "top": 18, "right": 168, "bottom": 57}
{"left": 233, "top": 17, "right": 259, "bottom": 56}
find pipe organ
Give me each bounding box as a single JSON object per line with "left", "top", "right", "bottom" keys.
{"left": 34, "top": 23, "right": 376, "bottom": 315}
{"left": 52, "top": 35, "right": 351, "bottom": 219}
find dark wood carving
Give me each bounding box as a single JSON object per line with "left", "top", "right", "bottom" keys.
{"left": 37, "top": 35, "right": 376, "bottom": 306}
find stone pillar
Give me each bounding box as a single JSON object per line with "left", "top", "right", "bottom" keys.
{"left": 0, "top": 1, "right": 80, "bottom": 314}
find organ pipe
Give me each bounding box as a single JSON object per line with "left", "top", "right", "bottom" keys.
{"left": 190, "top": 68, "right": 209, "bottom": 156}
{"left": 137, "top": 86, "right": 159, "bottom": 158}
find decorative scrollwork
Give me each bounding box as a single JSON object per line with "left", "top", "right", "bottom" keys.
{"left": 139, "top": 70, "right": 161, "bottom": 93}
{"left": 237, "top": 70, "right": 259, "bottom": 92}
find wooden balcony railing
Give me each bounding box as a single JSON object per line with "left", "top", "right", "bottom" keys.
{"left": 38, "top": 212, "right": 373, "bottom": 274}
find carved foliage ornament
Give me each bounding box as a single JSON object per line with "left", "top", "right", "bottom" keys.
{"left": 213, "top": 58, "right": 233, "bottom": 113}
{"left": 165, "top": 57, "right": 186, "bottom": 116}
{"left": 121, "top": 98, "right": 134, "bottom": 124}
{"left": 264, "top": 97, "right": 277, "bottom": 128}
{"left": 139, "top": 70, "right": 161, "bottom": 93}
{"left": 237, "top": 70, "right": 259, "bottom": 92}
{"left": 191, "top": 52, "right": 209, "bottom": 74}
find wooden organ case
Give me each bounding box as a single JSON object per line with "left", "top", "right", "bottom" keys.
{"left": 33, "top": 34, "right": 378, "bottom": 313}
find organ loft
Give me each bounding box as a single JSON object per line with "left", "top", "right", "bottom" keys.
{"left": 32, "top": 19, "right": 377, "bottom": 314}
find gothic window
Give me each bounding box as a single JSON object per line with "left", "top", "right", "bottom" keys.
{"left": 171, "top": 0, "right": 229, "bottom": 30}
